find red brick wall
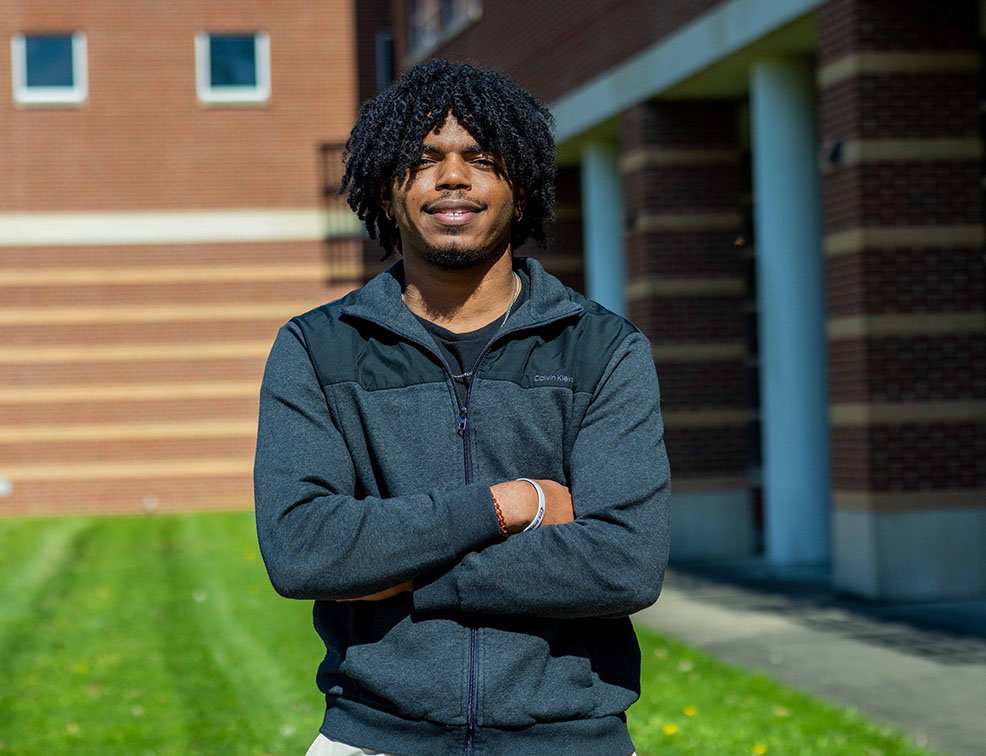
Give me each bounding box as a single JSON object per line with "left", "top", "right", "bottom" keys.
{"left": 394, "top": 0, "right": 724, "bottom": 102}
{"left": 0, "top": 0, "right": 357, "bottom": 211}
{"left": 0, "top": 1, "right": 365, "bottom": 517}
{"left": 0, "top": 238, "right": 362, "bottom": 517}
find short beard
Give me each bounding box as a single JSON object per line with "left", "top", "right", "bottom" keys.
{"left": 422, "top": 239, "right": 496, "bottom": 270}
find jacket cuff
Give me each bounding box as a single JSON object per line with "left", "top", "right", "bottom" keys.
{"left": 412, "top": 564, "right": 460, "bottom": 612}
{"left": 413, "top": 482, "right": 499, "bottom": 612}
{"left": 434, "top": 481, "right": 502, "bottom": 557}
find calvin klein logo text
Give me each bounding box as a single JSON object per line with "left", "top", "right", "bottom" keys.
{"left": 534, "top": 374, "right": 573, "bottom": 383}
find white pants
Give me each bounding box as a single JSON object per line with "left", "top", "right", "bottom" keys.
{"left": 306, "top": 732, "right": 637, "bottom": 756}
{"left": 305, "top": 734, "right": 391, "bottom": 756}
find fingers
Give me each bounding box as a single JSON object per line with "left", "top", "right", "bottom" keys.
{"left": 339, "top": 580, "right": 413, "bottom": 601}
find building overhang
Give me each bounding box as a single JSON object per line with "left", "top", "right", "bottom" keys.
{"left": 552, "top": 0, "right": 822, "bottom": 160}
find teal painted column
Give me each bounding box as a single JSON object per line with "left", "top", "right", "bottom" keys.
{"left": 580, "top": 143, "right": 627, "bottom": 315}
{"left": 750, "top": 58, "right": 831, "bottom": 565}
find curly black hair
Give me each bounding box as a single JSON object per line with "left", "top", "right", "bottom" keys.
{"left": 340, "top": 59, "right": 556, "bottom": 256}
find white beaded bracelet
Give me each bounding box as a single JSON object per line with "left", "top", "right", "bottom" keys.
{"left": 517, "top": 478, "right": 546, "bottom": 531}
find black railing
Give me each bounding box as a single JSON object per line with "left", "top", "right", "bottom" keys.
{"left": 318, "top": 142, "right": 347, "bottom": 199}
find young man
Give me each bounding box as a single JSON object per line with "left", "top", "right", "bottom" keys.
{"left": 254, "top": 59, "right": 671, "bottom": 756}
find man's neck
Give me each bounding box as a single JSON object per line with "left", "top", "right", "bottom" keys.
{"left": 401, "top": 250, "right": 519, "bottom": 333}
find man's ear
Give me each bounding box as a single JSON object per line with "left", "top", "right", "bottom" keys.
{"left": 380, "top": 185, "right": 394, "bottom": 221}
{"left": 514, "top": 186, "right": 527, "bottom": 219}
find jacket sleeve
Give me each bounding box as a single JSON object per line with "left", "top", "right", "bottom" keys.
{"left": 412, "top": 330, "right": 672, "bottom": 619}
{"left": 254, "top": 321, "right": 502, "bottom": 601}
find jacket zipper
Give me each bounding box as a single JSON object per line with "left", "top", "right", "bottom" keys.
{"left": 461, "top": 315, "right": 577, "bottom": 756}
{"left": 343, "top": 309, "right": 582, "bottom": 756}
{"left": 338, "top": 315, "right": 482, "bottom": 752}
{"left": 461, "top": 335, "right": 494, "bottom": 756}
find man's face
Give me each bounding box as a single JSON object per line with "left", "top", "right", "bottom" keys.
{"left": 382, "top": 113, "right": 524, "bottom": 270}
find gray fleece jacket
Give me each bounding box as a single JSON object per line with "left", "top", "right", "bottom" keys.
{"left": 254, "top": 256, "right": 671, "bottom": 756}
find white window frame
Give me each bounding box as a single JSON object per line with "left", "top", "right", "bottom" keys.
{"left": 11, "top": 31, "right": 88, "bottom": 105}
{"left": 195, "top": 32, "right": 270, "bottom": 104}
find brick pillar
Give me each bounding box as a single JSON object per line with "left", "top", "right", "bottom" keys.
{"left": 621, "top": 100, "right": 756, "bottom": 559}
{"left": 540, "top": 165, "right": 586, "bottom": 294}
{"left": 818, "top": 0, "right": 986, "bottom": 599}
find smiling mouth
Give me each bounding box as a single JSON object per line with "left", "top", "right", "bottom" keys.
{"left": 428, "top": 207, "right": 482, "bottom": 225}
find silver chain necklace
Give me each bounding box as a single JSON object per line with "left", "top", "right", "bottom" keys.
{"left": 403, "top": 270, "right": 520, "bottom": 327}
{"left": 448, "top": 270, "right": 520, "bottom": 380}
{"left": 500, "top": 270, "right": 521, "bottom": 327}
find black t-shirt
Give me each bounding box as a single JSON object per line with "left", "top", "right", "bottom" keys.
{"left": 414, "top": 269, "right": 530, "bottom": 408}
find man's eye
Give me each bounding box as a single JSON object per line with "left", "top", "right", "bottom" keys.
{"left": 473, "top": 158, "right": 496, "bottom": 167}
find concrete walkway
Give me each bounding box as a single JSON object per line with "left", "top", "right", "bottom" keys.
{"left": 632, "top": 565, "right": 986, "bottom": 756}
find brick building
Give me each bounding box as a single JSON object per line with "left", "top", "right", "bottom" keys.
{"left": 3, "top": 0, "right": 984, "bottom": 603}
{"left": 393, "top": 0, "right": 986, "bottom": 601}
{"left": 0, "top": 1, "right": 391, "bottom": 516}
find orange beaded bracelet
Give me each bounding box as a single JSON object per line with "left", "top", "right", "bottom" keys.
{"left": 491, "top": 489, "right": 508, "bottom": 537}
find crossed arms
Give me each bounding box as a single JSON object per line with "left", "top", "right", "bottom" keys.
{"left": 254, "top": 322, "right": 671, "bottom": 619}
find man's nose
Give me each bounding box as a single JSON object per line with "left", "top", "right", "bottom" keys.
{"left": 434, "top": 154, "right": 471, "bottom": 190}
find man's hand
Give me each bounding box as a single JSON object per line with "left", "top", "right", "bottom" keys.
{"left": 490, "top": 479, "right": 574, "bottom": 535}
{"left": 339, "top": 580, "right": 413, "bottom": 601}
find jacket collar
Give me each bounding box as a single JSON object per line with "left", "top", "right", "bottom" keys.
{"left": 340, "top": 256, "right": 583, "bottom": 342}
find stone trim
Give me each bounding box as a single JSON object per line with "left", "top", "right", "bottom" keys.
{"left": 627, "top": 277, "right": 745, "bottom": 300}
{"left": 833, "top": 488, "right": 986, "bottom": 512}
{"left": 829, "top": 400, "right": 986, "bottom": 425}
{"left": 824, "top": 225, "right": 984, "bottom": 257}
{"left": 0, "top": 419, "right": 256, "bottom": 443}
{"left": 0, "top": 262, "right": 361, "bottom": 286}
{"left": 0, "top": 302, "right": 318, "bottom": 326}
{"left": 0, "top": 341, "right": 271, "bottom": 364}
{"left": 661, "top": 409, "right": 752, "bottom": 428}
{"left": 827, "top": 312, "right": 986, "bottom": 339}
{"left": 0, "top": 458, "right": 253, "bottom": 482}
{"left": 632, "top": 212, "right": 742, "bottom": 232}
{"left": 651, "top": 342, "right": 747, "bottom": 361}
{"left": 0, "top": 381, "right": 258, "bottom": 404}
{"left": 818, "top": 51, "right": 979, "bottom": 89}
{"left": 823, "top": 138, "right": 982, "bottom": 170}
{"left": 621, "top": 147, "right": 739, "bottom": 172}
{"left": 0, "top": 208, "right": 362, "bottom": 247}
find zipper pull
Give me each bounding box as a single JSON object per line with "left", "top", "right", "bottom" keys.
{"left": 457, "top": 406, "right": 468, "bottom": 435}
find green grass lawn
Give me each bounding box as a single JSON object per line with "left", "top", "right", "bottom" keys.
{"left": 0, "top": 511, "right": 943, "bottom": 756}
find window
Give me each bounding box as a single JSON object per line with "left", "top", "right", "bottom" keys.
{"left": 375, "top": 30, "right": 394, "bottom": 92}
{"left": 195, "top": 32, "right": 270, "bottom": 104}
{"left": 11, "top": 32, "right": 88, "bottom": 104}
{"left": 408, "top": 0, "right": 481, "bottom": 58}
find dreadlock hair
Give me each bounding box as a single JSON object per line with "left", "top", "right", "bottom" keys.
{"left": 340, "top": 59, "right": 556, "bottom": 257}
